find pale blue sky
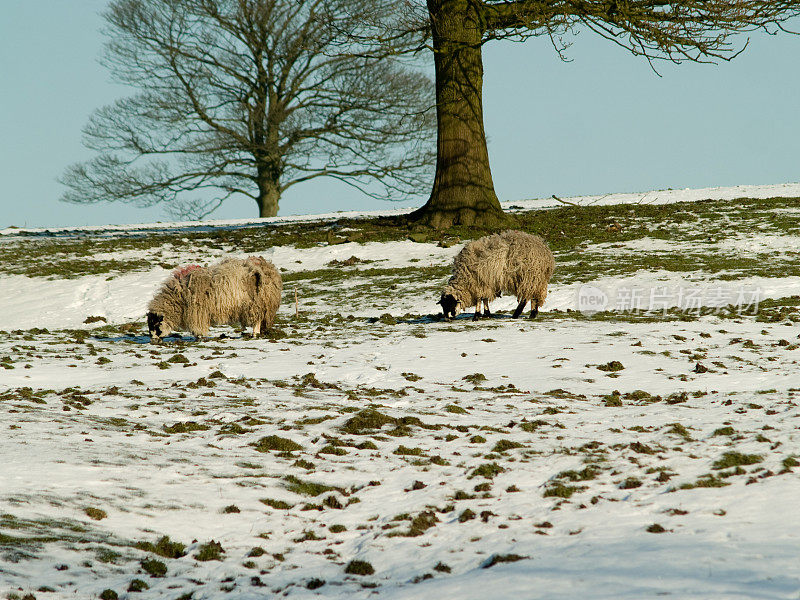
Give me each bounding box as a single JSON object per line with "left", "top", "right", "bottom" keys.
{"left": 1, "top": 2, "right": 798, "bottom": 228}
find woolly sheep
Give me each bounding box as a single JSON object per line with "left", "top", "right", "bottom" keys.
{"left": 147, "top": 256, "right": 282, "bottom": 341}
{"left": 439, "top": 230, "right": 554, "bottom": 320}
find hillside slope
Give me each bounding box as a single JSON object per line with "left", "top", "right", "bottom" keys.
{"left": 1, "top": 187, "right": 800, "bottom": 599}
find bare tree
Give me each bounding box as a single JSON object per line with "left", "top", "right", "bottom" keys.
{"left": 61, "top": 0, "right": 435, "bottom": 219}
{"left": 397, "top": 0, "right": 800, "bottom": 229}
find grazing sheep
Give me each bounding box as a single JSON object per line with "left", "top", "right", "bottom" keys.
{"left": 245, "top": 256, "right": 283, "bottom": 331}
{"left": 147, "top": 256, "right": 282, "bottom": 341}
{"left": 439, "top": 230, "right": 554, "bottom": 320}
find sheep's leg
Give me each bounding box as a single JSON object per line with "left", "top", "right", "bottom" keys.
{"left": 252, "top": 320, "right": 261, "bottom": 336}
{"left": 529, "top": 300, "right": 539, "bottom": 319}
{"left": 483, "top": 299, "right": 491, "bottom": 318}
{"left": 472, "top": 306, "right": 481, "bottom": 321}
{"left": 512, "top": 300, "right": 527, "bottom": 318}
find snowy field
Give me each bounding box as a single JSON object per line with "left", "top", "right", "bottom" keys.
{"left": 2, "top": 186, "right": 800, "bottom": 599}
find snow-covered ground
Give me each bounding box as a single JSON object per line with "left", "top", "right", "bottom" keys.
{"left": 2, "top": 185, "right": 800, "bottom": 599}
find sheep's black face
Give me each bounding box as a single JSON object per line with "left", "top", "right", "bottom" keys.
{"left": 147, "top": 312, "right": 165, "bottom": 341}
{"left": 438, "top": 294, "right": 460, "bottom": 320}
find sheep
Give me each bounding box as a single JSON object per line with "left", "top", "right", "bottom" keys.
{"left": 438, "top": 230, "right": 554, "bottom": 321}
{"left": 147, "top": 256, "right": 282, "bottom": 341}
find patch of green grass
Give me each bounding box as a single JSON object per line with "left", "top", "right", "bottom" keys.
{"left": 297, "top": 372, "right": 340, "bottom": 390}
{"left": 469, "top": 462, "right": 505, "bottom": 479}
{"left": 140, "top": 558, "right": 167, "bottom": 577}
{"left": 619, "top": 477, "right": 643, "bottom": 489}
{"left": 543, "top": 483, "right": 586, "bottom": 498}
{"left": 463, "top": 373, "right": 487, "bottom": 385}
{"left": 252, "top": 435, "right": 303, "bottom": 452}
{"left": 323, "top": 495, "right": 344, "bottom": 509}
{"left": 679, "top": 474, "right": 730, "bottom": 490}
{"left": 260, "top": 498, "right": 294, "bottom": 510}
{"left": 711, "top": 451, "right": 763, "bottom": 470}
{"left": 445, "top": 404, "right": 468, "bottom": 414}
{"left": 376, "top": 313, "right": 398, "bottom": 325}
{"left": 96, "top": 547, "right": 123, "bottom": 564}
{"left": 167, "top": 353, "right": 190, "bottom": 364}
{"left": 483, "top": 554, "right": 527, "bottom": 568}
{"left": 306, "top": 577, "right": 326, "bottom": 590}
{"left": 712, "top": 426, "right": 737, "bottom": 437}
{"left": 519, "top": 420, "right": 550, "bottom": 432}
{"left": 194, "top": 540, "right": 225, "bottom": 561}
{"left": 127, "top": 579, "right": 149, "bottom": 592}
{"left": 0, "top": 387, "right": 50, "bottom": 404}
{"left": 393, "top": 445, "right": 424, "bottom": 456}
{"left": 296, "top": 415, "right": 336, "bottom": 426}
{"left": 665, "top": 422, "right": 693, "bottom": 440}
{"left": 340, "top": 409, "right": 396, "bottom": 434}
{"left": 629, "top": 441, "right": 656, "bottom": 454}
{"left": 340, "top": 408, "right": 435, "bottom": 437}
{"left": 163, "top": 421, "right": 209, "bottom": 434}
{"left": 557, "top": 465, "right": 600, "bottom": 482}
{"left": 345, "top": 559, "right": 375, "bottom": 576}
{"left": 626, "top": 390, "right": 662, "bottom": 403}
{"left": 219, "top": 423, "right": 250, "bottom": 435}
{"left": 458, "top": 509, "right": 476, "bottom": 523}
{"left": 284, "top": 475, "right": 339, "bottom": 497}
{"left": 135, "top": 536, "right": 186, "bottom": 559}
{"left": 597, "top": 361, "right": 624, "bottom": 372}
{"left": 718, "top": 466, "right": 747, "bottom": 478}
{"left": 782, "top": 456, "right": 799, "bottom": 469}
{"left": 237, "top": 461, "right": 262, "bottom": 469}
{"left": 0, "top": 254, "right": 154, "bottom": 279}
{"left": 389, "top": 511, "right": 439, "bottom": 537}
{"left": 84, "top": 507, "right": 107, "bottom": 521}
{"left": 319, "top": 445, "right": 348, "bottom": 455}
{"left": 492, "top": 439, "right": 524, "bottom": 453}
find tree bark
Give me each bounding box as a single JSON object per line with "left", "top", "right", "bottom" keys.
{"left": 408, "top": 0, "right": 512, "bottom": 229}
{"left": 256, "top": 166, "right": 281, "bottom": 218}
{"left": 258, "top": 187, "right": 279, "bottom": 218}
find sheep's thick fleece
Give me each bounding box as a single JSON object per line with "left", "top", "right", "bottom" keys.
{"left": 148, "top": 257, "right": 281, "bottom": 338}
{"left": 443, "top": 230, "right": 554, "bottom": 311}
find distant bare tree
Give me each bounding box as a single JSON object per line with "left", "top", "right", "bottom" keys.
{"left": 61, "top": 0, "right": 434, "bottom": 219}
{"left": 391, "top": 0, "right": 800, "bottom": 229}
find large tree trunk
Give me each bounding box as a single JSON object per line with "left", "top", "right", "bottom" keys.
{"left": 256, "top": 166, "right": 281, "bottom": 218}
{"left": 408, "top": 0, "right": 512, "bottom": 229}
{"left": 258, "top": 187, "right": 279, "bottom": 218}
{"left": 255, "top": 142, "right": 281, "bottom": 219}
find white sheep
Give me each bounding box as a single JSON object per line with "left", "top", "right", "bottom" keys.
{"left": 439, "top": 230, "right": 554, "bottom": 320}
{"left": 147, "top": 256, "right": 282, "bottom": 341}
